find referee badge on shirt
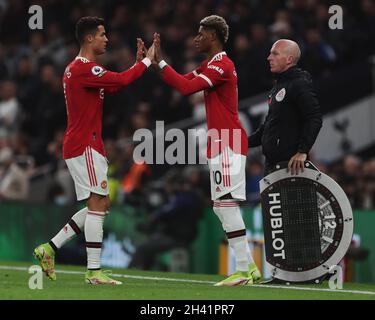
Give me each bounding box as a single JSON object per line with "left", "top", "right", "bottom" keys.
{"left": 275, "top": 88, "right": 286, "bottom": 102}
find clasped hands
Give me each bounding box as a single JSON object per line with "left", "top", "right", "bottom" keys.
{"left": 136, "top": 33, "right": 162, "bottom": 66}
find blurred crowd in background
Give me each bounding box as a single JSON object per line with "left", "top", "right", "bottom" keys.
{"left": 0, "top": 0, "right": 375, "bottom": 209}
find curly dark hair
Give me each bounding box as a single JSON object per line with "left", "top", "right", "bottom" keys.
{"left": 199, "top": 15, "right": 229, "bottom": 45}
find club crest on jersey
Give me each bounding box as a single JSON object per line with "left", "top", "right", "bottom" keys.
{"left": 101, "top": 180, "right": 107, "bottom": 189}
{"left": 275, "top": 88, "right": 286, "bottom": 102}
{"left": 91, "top": 66, "right": 105, "bottom": 76}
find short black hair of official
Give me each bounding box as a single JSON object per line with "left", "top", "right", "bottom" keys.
{"left": 75, "top": 16, "right": 105, "bottom": 45}
{"left": 200, "top": 15, "right": 229, "bottom": 45}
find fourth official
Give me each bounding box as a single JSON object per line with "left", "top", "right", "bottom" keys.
{"left": 248, "top": 39, "right": 323, "bottom": 175}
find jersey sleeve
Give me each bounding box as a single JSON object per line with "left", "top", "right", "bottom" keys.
{"left": 78, "top": 60, "right": 149, "bottom": 88}
{"left": 161, "top": 65, "right": 212, "bottom": 96}
{"left": 197, "top": 60, "right": 228, "bottom": 88}
{"left": 104, "top": 86, "right": 122, "bottom": 94}
{"left": 291, "top": 79, "right": 323, "bottom": 153}
{"left": 183, "top": 64, "right": 205, "bottom": 79}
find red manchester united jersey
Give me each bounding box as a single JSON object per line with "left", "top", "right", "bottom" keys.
{"left": 161, "top": 52, "right": 248, "bottom": 158}
{"left": 62, "top": 56, "right": 150, "bottom": 159}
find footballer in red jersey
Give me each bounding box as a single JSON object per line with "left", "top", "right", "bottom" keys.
{"left": 153, "top": 15, "right": 261, "bottom": 286}
{"left": 33, "top": 16, "right": 156, "bottom": 285}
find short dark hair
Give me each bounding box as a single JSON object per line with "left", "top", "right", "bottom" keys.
{"left": 75, "top": 16, "right": 104, "bottom": 45}
{"left": 200, "top": 15, "right": 229, "bottom": 45}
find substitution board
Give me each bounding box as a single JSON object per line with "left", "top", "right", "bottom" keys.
{"left": 260, "top": 161, "right": 353, "bottom": 283}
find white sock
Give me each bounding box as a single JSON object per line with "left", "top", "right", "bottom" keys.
{"left": 51, "top": 207, "right": 87, "bottom": 249}
{"left": 85, "top": 210, "right": 106, "bottom": 269}
{"left": 213, "top": 200, "right": 254, "bottom": 272}
{"left": 71, "top": 207, "right": 87, "bottom": 229}
{"left": 228, "top": 235, "right": 253, "bottom": 271}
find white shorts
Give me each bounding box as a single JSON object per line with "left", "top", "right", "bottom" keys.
{"left": 65, "top": 146, "right": 109, "bottom": 201}
{"left": 208, "top": 147, "right": 246, "bottom": 201}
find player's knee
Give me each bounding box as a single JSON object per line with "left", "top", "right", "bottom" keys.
{"left": 99, "top": 195, "right": 110, "bottom": 212}
{"left": 87, "top": 193, "right": 109, "bottom": 212}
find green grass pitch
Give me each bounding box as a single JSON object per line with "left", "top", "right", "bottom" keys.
{"left": 0, "top": 261, "right": 374, "bottom": 300}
